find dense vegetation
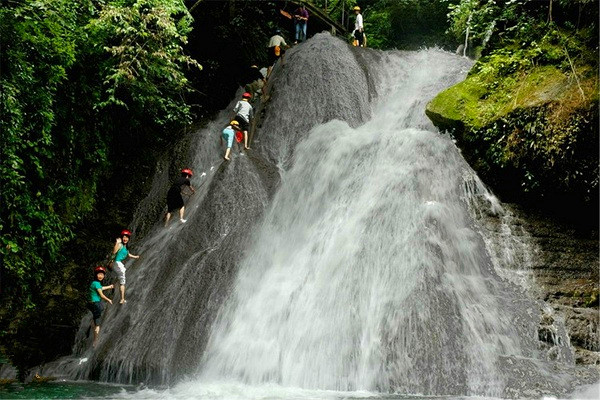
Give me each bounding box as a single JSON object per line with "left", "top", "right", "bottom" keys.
{"left": 426, "top": 0, "right": 598, "bottom": 219}
{"left": 0, "top": 0, "right": 201, "bottom": 378}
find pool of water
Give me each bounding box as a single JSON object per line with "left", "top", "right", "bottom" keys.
{"left": 1, "top": 380, "right": 598, "bottom": 400}
{"left": 0, "top": 380, "right": 136, "bottom": 399}
{"left": 0, "top": 381, "right": 485, "bottom": 400}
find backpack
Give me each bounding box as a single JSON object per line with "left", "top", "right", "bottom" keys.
{"left": 235, "top": 131, "right": 243, "bottom": 143}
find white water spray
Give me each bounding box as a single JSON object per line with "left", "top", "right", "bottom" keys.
{"left": 196, "top": 50, "right": 551, "bottom": 397}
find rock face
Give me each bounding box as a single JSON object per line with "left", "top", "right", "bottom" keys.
{"left": 425, "top": 45, "right": 599, "bottom": 367}
{"left": 520, "top": 206, "right": 599, "bottom": 365}
{"left": 482, "top": 202, "right": 599, "bottom": 366}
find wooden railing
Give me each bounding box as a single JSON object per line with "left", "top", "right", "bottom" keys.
{"left": 187, "top": 0, "right": 348, "bottom": 36}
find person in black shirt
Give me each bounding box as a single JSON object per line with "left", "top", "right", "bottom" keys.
{"left": 165, "top": 168, "right": 195, "bottom": 226}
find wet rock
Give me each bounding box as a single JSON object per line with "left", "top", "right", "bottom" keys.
{"left": 505, "top": 204, "right": 599, "bottom": 364}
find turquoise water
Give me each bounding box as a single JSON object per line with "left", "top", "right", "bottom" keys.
{"left": 0, "top": 381, "right": 135, "bottom": 399}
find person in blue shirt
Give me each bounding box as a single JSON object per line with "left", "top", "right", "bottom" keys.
{"left": 88, "top": 266, "right": 113, "bottom": 348}
{"left": 222, "top": 120, "right": 240, "bottom": 160}
{"left": 112, "top": 229, "right": 140, "bottom": 304}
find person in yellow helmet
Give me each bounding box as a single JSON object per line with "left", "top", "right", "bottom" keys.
{"left": 221, "top": 120, "right": 239, "bottom": 161}
{"left": 353, "top": 6, "right": 365, "bottom": 48}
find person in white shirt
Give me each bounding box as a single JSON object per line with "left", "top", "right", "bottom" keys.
{"left": 233, "top": 92, "right": 254, "bottom": 150}
{"left": 353, "top": 6, "right": 364, "bottom": 47}
{"left": 267, "top": 29, "right": 288, "bottom": 77}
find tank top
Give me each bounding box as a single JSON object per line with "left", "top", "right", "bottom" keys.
{"left": 115, "top": 244, "right": 129, "bottom": 262}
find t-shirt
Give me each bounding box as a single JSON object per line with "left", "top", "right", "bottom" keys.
{"left": 294, "top": 8, "right": 309, "bottom": 24}
{"left": 268, "top": 34, "right": 287, "bottom": 48}
{"left": 90, "top": 280, "right": 102, "bottom": 302}
{"left": 170, "top": 176, "right": 191, "bottom": 192}
{"left": 355, "top": 13, "right": 363, "bottom": 31}
{"left": 233, "top": 100, "right": 253, "bottom": 122}
{"left": 114, "top": 244, "right": 129, "bottom": 262}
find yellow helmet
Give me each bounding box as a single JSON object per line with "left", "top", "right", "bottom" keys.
{"left": 353, "top": 6, "right": 360, "bottom": 11}
{"left": 230, "top": 120, "right": 239, "bottom": 125}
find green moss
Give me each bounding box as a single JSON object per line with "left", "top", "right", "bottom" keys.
{"left": 426, "top": 34, "right": 598, "bottom": 210}
{"left": 427, "top": 78, "right": 488, "bottom": 129}
{"left": 427, "top": 65, "right": 569, "bottom": 131}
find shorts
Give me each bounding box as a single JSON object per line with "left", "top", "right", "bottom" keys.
{"left": 354, "top": 30, "right": 364, "bottom": 46}
{"left": 87, "top": 301, "right": 104, "bottom": 326}
{"left": 167, "top": 188, "right": 184, "bottom": 212}
{"left": 268, "top": 46, "right": 282, "bottom": 65}
{"left": 234, "top": 115, "right": 249, "bottom": 131}
{"left": 222, "top": 129, "right": 234, "bottom": 148}
{"left": 114, "top": 261, "right": 126, "bottom": 285}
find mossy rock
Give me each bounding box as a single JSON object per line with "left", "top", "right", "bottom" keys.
{"left": 426, "top": 65, "right": 571, "bottom": 133}
{"left": 426, "top": 41, "right": 598, "bottom": 213}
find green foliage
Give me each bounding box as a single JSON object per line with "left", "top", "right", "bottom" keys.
{"left": 0, "top": 0, "right": 199, "bottom": 373}
{"left": 475, "top": 101, "right": 598, "bottom": 200}
{"left": 361, "top": 6, "right": 391, "bottom": 49}
{"left": 447, "top": 0, "right": 598, "bottom": 56}
{"left": 1, "top": 0, "right": 93, "bottom": 310}
{"left": 339, "top": 0, "right": 459, "bottom": 50}
{"left": 87, "top": 0, "right": 201, "bottom": 126}
{"left": 426, "top": 23, "right": 598, "bottom": 207}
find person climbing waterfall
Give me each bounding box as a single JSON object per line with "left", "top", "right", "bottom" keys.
{"left": 165, "top": 168, "right": 196, "bottom": 226}
{"left": 87, "top": 266, "right": 114, "bottom": 347}
{"left": 112, "top": 229, "right": 140, "bottom": 304}
{"left": 242, "top": 64, "right": 266, "bottom": 99}
{"left": 293, "top": 5, "right": 309, "bottom": 44}
{"left": 233, "top": 92, "right": 253, "bottom": 150}
{"left": 267, "top": 28, "right": 288, "bottom": 78}
{"left": 353, "top": 6, "right": 365, "bottom": 48}
{"left": 221, "top": 121, "right": 239, "bottom": 161}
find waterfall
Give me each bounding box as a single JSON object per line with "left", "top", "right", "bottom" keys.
{"left": 195, "top": 47, "right": 559, "bottom": 396}
{"left": 44, "top": 34, "right": 597, "bottom": 398}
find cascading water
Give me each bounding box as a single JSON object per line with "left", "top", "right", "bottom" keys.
{"left": 44, "top": 34, "right": 598, "bottom": 398}
{"left": 196, "top": 44, "right": 587, "bottom": 397}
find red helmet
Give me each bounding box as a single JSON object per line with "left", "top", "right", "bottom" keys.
{"left": 121, "top": 229, "right": 132, "bottom": 237}
{"left": 242, "top": 92, "right": 252, "bottom": 99}
{"left": 94, "top": 266, "right": 107, "bottom": 275}
{"left": 181, "top": 168, "right": 193, "bottom": 177}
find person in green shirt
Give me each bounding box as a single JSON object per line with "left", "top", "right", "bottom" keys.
{"left": 87, "top": 266, "right": 113, "bottom": 348}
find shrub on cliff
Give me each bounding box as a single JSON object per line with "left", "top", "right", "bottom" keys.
{"left": 427, "top": 23, "right": 598, "bottom": 213}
